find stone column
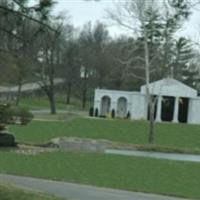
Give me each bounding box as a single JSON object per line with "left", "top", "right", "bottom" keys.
{"left": 155, "top": 96, "right": 162, "bottom": 122}
{"left": 173, "top": 97, "right": 179, "bottom": 123}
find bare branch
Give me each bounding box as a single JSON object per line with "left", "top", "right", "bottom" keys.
{"left": 0, "top": 5, "right": 58, "bottom": 33}
{"left": 127, "top": 73, "right": 145, "bottom": 81}
{"left": 0, "top": 26, "right": 22, "bottom": 41}
{"left": 149, "top": 54, "right": 159, "bottom": 66}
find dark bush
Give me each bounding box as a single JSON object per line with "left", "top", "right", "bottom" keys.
{"left": 89, "top": 107, "right": 94, "bottom": 117}
{"left": 99, "top": 115, "right": 106, "bottom": 118}
{"left": 0, "top": 104, "right": 10, "bottom": 123}
{"left": 1, "top": 105, "right": 33, "bottom": 125}
{"left": 111, "top": 109, "right": 115, "bottom": 118}
{"left": 19, "top": 107, "right": 34, "bottom": 125}
{"left": 95, "top": 108, "right": 99, "bottom": 117}
{"left": 0, "top": 133, "right": 16, "bottom": 147}
{"left": 3, "top": 106, "right": 19, "bottom": 124}
{"left": 0, "top": 124, "right": 6, "bottom": 131}
{"left": 126, "top": 111, "right": 131, "bottom": 119}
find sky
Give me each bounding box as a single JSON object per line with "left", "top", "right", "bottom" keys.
{"left": 52, "top": 0, "right": 200, "bottom": 40}
{"left": 53, "top": 0, "right": 124, "bottom": 37}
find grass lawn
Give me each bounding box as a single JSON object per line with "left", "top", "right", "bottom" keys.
{"left": 0, "top": 184, "right": 63, "bottom": 200}
{"left": 18, "top": 96, "right": 92, "bottom": 111}
{"left": 0, "top": 151, "right": 200, "bottom": 199}
{"left": 18, "top": 96, "right": 68, "bottom": 110}
{"left": 9, "top": 117, "right": 200, "bottom": 152}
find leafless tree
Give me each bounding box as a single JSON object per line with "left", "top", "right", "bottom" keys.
{"left": 107, "top": 0, "right": 162, "bottom": 143}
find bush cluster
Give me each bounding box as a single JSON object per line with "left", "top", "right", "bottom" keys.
{"left": 1, "top": 105, "right": 33, "bottom": 125}
{"left": 0, "top": 104, "right": 33, "bottom": 147}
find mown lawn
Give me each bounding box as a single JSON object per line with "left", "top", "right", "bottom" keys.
{"left": 0, "top": 151, "right": 199, "bottom": 199}
{"left": 18, "top": 96, "right": 91, "bottom": 111}
{"left": 18, "top": 96, "right": 68, "bottom": 110}
{"left": 9, "top": 117, "right": 200, "bottom": 151}
{"left": 0, "top": 184, "right": 62, "bottom": 200}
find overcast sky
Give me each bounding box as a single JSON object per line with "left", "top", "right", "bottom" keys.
{"left": 53, "top": 0, "right": 200, "bottom": 40}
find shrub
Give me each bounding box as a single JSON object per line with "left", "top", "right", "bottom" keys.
{"left": 126, "top": 111, "right": 131, "bottom": 119}
{"left": 19, "top": 107, "right": 34, "bottom": 125}
{"left": 89, "top": 107, "right": 94, "bottom": 117}
{"left": 95, "top": 108, "right": 99, "bottom": 117}
{"left": 0, "top": 133, "right": 16, "bottom": 147}
{"left": 0, "top": 105, "right": 33, "bottom": 125}
{"left": 111, "top": 109, "right": 115, "bottom": 118}
{"left": 0, "top": 124, "right": 6, "bottom": 131}
{"left": 0, "top": 104, "right": 10, "bottom": 123}
{"left": 3, "top": 106, "right": 19, "bottom": 124}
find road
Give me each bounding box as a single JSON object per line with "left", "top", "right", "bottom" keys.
{"left": 105, "top": 149, "right": 200, "bottom": 162}
{"left": 0, "top": 174, "right": 191, "bottom": 200}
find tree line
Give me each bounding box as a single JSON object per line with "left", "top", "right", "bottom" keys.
{"left": 0, "top": 0, "right": 199, "bottom": 123}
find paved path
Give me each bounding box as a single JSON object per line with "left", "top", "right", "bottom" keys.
{"left": 0, "top": 174, "right": 191, "bottom": 200}
{"left": 105, "top": 149, "right": 200, "bottom": 162}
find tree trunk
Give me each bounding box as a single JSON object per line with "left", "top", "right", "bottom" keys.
{"left": 48, "top": 70, "right": 56, "bottom": 115}
{"left": 49, "top": 48, "right": 56, "bottom": 115}
{"left": 82, "top": 88, "right": 87, "bottom": 109}
{"left": 15, "top": 78, "right": 22, "bottom": 106}
{"left": 48, "top": 92, "right": 56, "bottom": 115}
{"left": 143, "top": 22, "right": 155, "bottom": 144}
{"left": 50, "top": 96, "right": 56, "bottom": 115}
{"left": 49, "top": 81, "right": 56, "bottom": 114}
{"left": 66, "top": 81, "right": 72, "bottom": 104}
{"left": 148, "top": 96, "right": 155, "bottom": 144}
{"left": 42, "top": 85, "right": 56, "bottom": 115}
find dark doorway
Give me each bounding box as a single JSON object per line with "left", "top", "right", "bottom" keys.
{"left": 178, "top": 98, "right": 189, "bottom": 123}
{"left": 161, "top": 96, "right": 175, "bottom": 122}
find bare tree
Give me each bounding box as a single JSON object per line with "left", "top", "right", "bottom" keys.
{"left": 34, "top": 25, "right": 62, "bottom": 114}
{"left": 107, "top": 0, "right": 160, "bottom": 143}
{"left": 0, "top": 0, "right": 58, "bottom": 105}
{"left": 61, "top": 26, "right": 80, "bottom": 105}
{"left": 107, "top": 0, "right": 192, "bottom": 144}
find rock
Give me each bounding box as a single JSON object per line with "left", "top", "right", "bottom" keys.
{"left": 46, "top": 137, "right": 112, "bottom": 153}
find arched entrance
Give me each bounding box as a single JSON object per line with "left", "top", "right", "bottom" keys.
{"left": 100, "top": 96, "right": 111, "bottom": 116}
{"left": 117, "top": 97, "right": 127, "bottom": 118}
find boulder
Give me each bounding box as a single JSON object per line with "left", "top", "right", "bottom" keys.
{"left": 47, "top": 137, "right": 112, "bottom": 153}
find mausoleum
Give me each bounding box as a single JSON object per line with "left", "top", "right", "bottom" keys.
{"left": 94, "top": 78, "right": 200, "bottom": 124}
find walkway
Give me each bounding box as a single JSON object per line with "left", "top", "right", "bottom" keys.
{"left": 105, "top": 149, "right": 200, "bottom": 162}
{"left": 0, "top": 174, "right": 190, "bottom": 200}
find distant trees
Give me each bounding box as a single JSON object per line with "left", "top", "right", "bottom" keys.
{"left": 0, "top": 0, "right": 199, "bottom": 117}
{"left": 0, "top": 0, "right": 68, "bottom": 114}
{"left": 65, "top": 22, "right": 111, "bottom": 109}
{"left": 34, "top": 25, "right": 60, "bottom": 114}
{"left": 62, "top": 36, "right": 80, "bottom": 105}
{"left": 0, "top": 0, "right": 58, "bottom": 106}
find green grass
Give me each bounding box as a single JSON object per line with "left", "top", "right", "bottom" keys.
{"left": 18, "top": 96, "right": 68, "bottom": 110}
{"left": 0, "top": 184, "right": 63, "bottom": 200}
{"left": 17, "top": 96, "right": 92, "bottom": 111}
{"left": 9, "top": 118, "right": 200, "bottom": 152}
{"left": 0, "top": 151, "right": 200, "bottom": 199}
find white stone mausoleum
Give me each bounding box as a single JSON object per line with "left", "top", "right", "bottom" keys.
{"left": 94, "top": 78, "right": 200, "bottom": 124}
